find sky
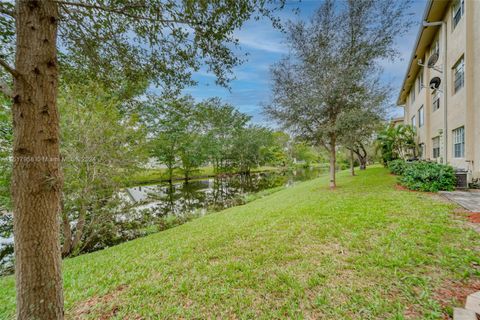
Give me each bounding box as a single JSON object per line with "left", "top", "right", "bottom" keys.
{"left": 183, "top": 0, "right": 428, "bottom": 124}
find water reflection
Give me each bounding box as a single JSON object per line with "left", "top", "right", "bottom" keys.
{"left": 129, "top": 167, "right": 326, "bottom": 216}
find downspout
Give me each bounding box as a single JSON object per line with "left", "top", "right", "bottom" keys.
{"left": 423, "top": 20, "right": 447, "bottom": 163}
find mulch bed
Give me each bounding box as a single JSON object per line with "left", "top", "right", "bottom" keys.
{"left": 466, "top": 212, "right": 480, "bottom": 223}
{"left": 435, "top": 280, "right": 480, "bottom": 319}
{"left": 394, "top": 183, "right": 436, "bottom": 196}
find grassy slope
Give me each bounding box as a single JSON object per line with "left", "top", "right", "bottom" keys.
{"left": 1, "top": 167, "right": 479, "bottom": 319}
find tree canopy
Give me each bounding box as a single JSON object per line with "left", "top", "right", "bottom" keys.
{"left": 0, "top": 0, "right": 286, "bottom": 94}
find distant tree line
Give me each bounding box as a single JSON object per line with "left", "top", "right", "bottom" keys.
{"left": 139, "top": 95, "right": 323, "bottom": 181}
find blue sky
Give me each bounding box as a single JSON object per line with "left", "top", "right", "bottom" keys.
{"left": 183, "top": 0, "right": 427, "bottom": 124}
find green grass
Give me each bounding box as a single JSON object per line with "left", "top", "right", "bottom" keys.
{"left": 1, "top": 167, "right": 479, "bottom": 319}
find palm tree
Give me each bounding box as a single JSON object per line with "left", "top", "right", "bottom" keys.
{"left": 377, "top": 124, "right": 417, "bottom": 163}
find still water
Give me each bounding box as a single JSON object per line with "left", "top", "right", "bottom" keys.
{"left": 125, "top": 167, "right": 327, "bottom": 216}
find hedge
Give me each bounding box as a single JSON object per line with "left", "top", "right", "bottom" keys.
{"left": 399, "top": 161, "right": 456, "bottom": 192}
{"left": 388, "top": 159, "right": 407, "bottom": 176}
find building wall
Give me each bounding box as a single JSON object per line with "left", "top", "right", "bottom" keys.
{"left": 445, "top": 0, "right": 467, "bottom": 170}
{"left": 403, "top": 0, "right": 480, "bottom": 181}
{"left": 468, "top": 0, "right": 480, "bottom": 181}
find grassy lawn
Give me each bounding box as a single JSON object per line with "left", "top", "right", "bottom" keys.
{"left": 1, "top": 167, "right": 479, "bottom": 319}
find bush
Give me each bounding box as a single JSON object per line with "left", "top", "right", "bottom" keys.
{"left": 388, "top": 159, "right": 407, "bottom": 175}
{"left": 400, "top": 161, "right": 456, "bottom": 192}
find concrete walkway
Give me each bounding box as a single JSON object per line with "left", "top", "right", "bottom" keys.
{"left": 439, "top": 190, "right": 480, "bottom": 212}
{"left": 441, "top": 191, "right": 480, "bottom": 320}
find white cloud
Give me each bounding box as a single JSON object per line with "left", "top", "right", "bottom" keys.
{"left": 233, "top": 18, "right": 289, "bottom": 54}
{"left": 236, "top": 33, "right": 288, "bottom": 54}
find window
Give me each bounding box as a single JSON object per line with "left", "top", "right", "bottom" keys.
{"left": 432, "top": 92, "right": 440, "bottom": 111}
{"left": 452, "top": 0, "right": 465, "bottom": 29}
{"left": 418, "top": 106, "right": 424, "bottom": 127}
{"left": 432, "top": 137, "right": 440, "bottom": 158}
{"left": 411, "top": 115, "right": 416, "bottom": 128}
{"left": 453, "top": 126, "right": 465, "bottom": 158}
{"left": 453, "top": 56, "right": 465, "bottom": 93}
{"left": 410, "top": 87, "right": 415, "bottom": 103}
{"left": 417, "top": 69, "right": 424, "bottom": 93}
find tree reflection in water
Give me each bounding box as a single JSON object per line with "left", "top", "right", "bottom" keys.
{"left": 142, "top": 167, "right": 325, "bottom": 217}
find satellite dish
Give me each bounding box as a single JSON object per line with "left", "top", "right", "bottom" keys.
{"left": 429, "top": 77, "right": 441, "bottom": 90}
{"left": 427, "top": 52, "right": 439, "bottom": 68}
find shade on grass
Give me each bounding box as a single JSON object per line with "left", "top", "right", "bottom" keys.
{"left": 1, "top": 167, "right": 479, "bottom": 319}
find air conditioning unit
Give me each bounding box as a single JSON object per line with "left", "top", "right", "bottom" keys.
{"left": 454, "top": 169, "right": 468, "bottom": 189}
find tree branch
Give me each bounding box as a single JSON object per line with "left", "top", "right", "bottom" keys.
{"left": 0, "top": 79, "right": 13, "bottom": 98}
{"left": 55, "top": 1, "right": 188, "bottom": 24}
{"left": 0, "top": 58, "right": 19, "bottom": 78}
{"left": 359, "top": 142, "right": 367, "bottom": 158}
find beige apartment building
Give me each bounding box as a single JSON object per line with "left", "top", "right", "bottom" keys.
{"left": 398, "top": 0, "right": 480, "bottom": 183}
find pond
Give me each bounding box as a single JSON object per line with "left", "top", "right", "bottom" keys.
{"left": 125, "top": 166, "right": 327, "bottom": 217}
{"left": 0, "top": 167, "right": 327, "bottom": 275}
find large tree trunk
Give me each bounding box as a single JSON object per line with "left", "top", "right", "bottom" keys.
{"left": 12, "top": 1, "right": 63, "bottom": 319}
{"left": 329, "top": 135, "right": 336, "bottom": 189}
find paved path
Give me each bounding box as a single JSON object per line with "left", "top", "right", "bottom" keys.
{"left": 439, "top": 190, "right": 480, "bottom": 212}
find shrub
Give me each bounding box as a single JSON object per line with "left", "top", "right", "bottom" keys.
{"left": 400, "top": 161, "right": 456, "bottom": 192}
{"left": 388, "top": 159, "right": 407, "bottom": 175}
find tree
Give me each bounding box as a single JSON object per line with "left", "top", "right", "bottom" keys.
{"left": 178, "top": 132, "right": 208, "bottom": 181}
{"left": 196, "top": 98, "right": 250, "bottom": 173}
{"left": 337, "top": 83, "right": 387, "bottom": 172}
{"left": 291, "top": 141, "right": 318, "bottom": 167}
{"left": 148, "top": 96, "right": 196, "bottom": 182}
{"left": 267, "top": 131, "right": 290, "bottom": 166}
{"left": 265, "top": 0, "right": 411, "bottom": 189}
{"left": 59, "top": 83, "right": 146, "bottom": 257}
{"left": 230, "top": 126, "right": 275, "bottom": 174}
{"left": 0, "top": 1, "right": 285, "bottom": 317}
